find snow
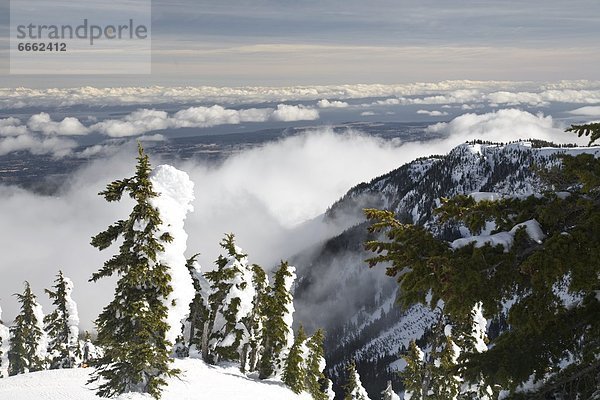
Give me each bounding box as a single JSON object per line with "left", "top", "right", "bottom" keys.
{"left": 63, "top": 277, "right": 80, "bottom": 349}
{"left": 451, "top": 219, "right": 545, "bottom": 251}
{"left": 149, "top": 165, "right": 196, "bottom": 347}
{"left": 468, "top": 192, "right": 503, "bottom": 202}
{"left": 32, "top": 299, "right": 48, "bottom": 363}
{"left": 0, "top": 306, "right": 10, "bottom": 378}
{"left": 0, "top": 358, "right": 312, "bottom": 400}
{"left": 470, "top": 303, "right": 488, "bottom": 353}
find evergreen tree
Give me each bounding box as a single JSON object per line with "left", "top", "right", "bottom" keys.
{"left": 0, "top": 305, "right": 10, "bottom": 378}
{"left": 44, "top": 270, "right": 81, "bottom": 369}
{"left": 240, "top": 263, "right": 268, "bottom": 373}
{"left": 88, "top": 144, "right": 178, "bottom": 399}
{"left": 82, "top": 331, "right": 100, "bottom": 365}
{"left": 304, "top": 329, "right": 328, "bottom": 400}
{"left": 381, "top": 380, "right": 400, "bottom": 400}
{"left": 283, "top": 325, "right": 307, "bottom": 393}
{"left": 343, "top": 361, "right": 371, "bottom": 400}
{"left": 402, "top": 341, "right": 426, "bottom": 400}
{"left": 179, "top": 255, "right": 209, "bottom": 358}
{"left": 204, "top": 234, "right": 256, "bottom": 364}
{"left": 365, "top": 123, "right": 600, "bottom": 399}
{"left": 258, "top": 260, "right": 296, "bottom": 379}
{"left": 8, "top": 281, "right": 47, "bottom": 375}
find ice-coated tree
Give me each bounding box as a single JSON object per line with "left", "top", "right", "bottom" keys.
{"left": 381, "top": 381, "right": 400, "bottom": 400}
{"left": 304, "top": 329, "right": 328, "bottom": 400}
{"left": 343, "top": 361, "right": 371, "bottom": 400}
{"left": 88, "top": 144, "right": 179, "bottom": 399}
{"left": 240, "top": 263, "right": 268, "bottom": 373}
{"left": 204, "top": 234, "right": 256, "bottom": 364}
{"left": 8, "top": 281, "right": 47, "bottom": 375}
{"left": 258, "top": 260, "right": 296, "bottom": 379}
{"left": 0, "top": 305, "right": 10, "bottom": 378}
{"left": 44, "top": 270, "right": 81, "bottom": 369}
{"left": 282, "top": 325, "right": 307, "bottom": 393}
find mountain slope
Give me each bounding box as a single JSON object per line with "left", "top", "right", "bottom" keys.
{"left": 0, "top": 358, "right": 311, "bottom": 400}
{"left": 293, "top": 141, "right": 600, "bottom": 399}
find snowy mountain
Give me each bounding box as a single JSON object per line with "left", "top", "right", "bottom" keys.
{"left": 0, "top": 358, "right": 311, "bottom": 400}
{"left": 293, "top": 141, "right": 600, "bottom": 399}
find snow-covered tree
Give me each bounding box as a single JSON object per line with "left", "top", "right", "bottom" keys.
{"left": 304, "top": 329, "right": 329, "bottom": 400}
{"left": 81, "top": 331, "right": 101, "bottom": 365}
{"left": 8, "top": 281, "right": 47, "bottom": 375}
{"left": 381, "top": 381, "right": 400, "bottom": 400}
{"left": 343, "top": 361, "right": 371, "bottom": 400}
{"left": 240, "top": 263, "right": 268, "bottom": 373}
{"left": 179, "top": 255, "right": 209, "bottom": 358}
{"left": 283, "top": 325, "right": 307, "bottom": 393}
{"left": 204, "top": 234, "right": 256, "bottom": 364}
{"left": 44, "top": 270, "right": 81, "bottom": 369}
{"left": 88, "top": 144, "right": 194, "bottom": 399}
{"left": 402, "top": 341, "right": 425, "bottom": 400}
{"left": 0, "top": 305, "right": 10, "bottom": 378}
{"left": 258, "top": 260, "right": 296, "bottom": 379}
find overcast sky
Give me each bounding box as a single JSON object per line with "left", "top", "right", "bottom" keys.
{"left": 1, "top": 0, "right": 600, "bottom": 87}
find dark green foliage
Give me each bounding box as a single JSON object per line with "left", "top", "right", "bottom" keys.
{"left": 88, "top": 144, "right": 178, "bottom": 399}
{"left": 365, "top": 124, "right": 600, "bottom": 398}
{"left": 8, "top": 281, "right": 46, "bottom": 375}
{"left": 258, "top": 261, "right": 295, "bottom": 379}
{"left": 283, "top": 325, "right": 307, "bottom": 393}
{"left": 44, "top": 270, "right": 80, "bottom": 369}
{"left": 343, "top": 361, "right": 369, "bottom": 400}
{"left": 401, "top": 341, "right": 425, "bottom": 399}
{"left": 305, "top": 329, "right": 329, "bottom": 400}
{"left": 566, "top": 122, "right": 600, "bottom": 146}
{"left": 241, "top": 263, "right": 268, "bottom": 373}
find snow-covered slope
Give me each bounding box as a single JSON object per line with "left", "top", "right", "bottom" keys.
{"left": 0, "top": 358, "right": 311, "bottom": 400}
{"left": 293, "top": 141, "right": 600, "bottom": 398}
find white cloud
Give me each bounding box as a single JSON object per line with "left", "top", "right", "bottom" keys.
{"left": 0, "top": 134, "right": 77, "bottom": 157}
{"left": 317, "top": 99, "right": 349, "bottom": 108}
{"left": 91, "top": 104, "right": 319, "bottom": 137}
{"left": 271, "top": 104, "right": 319, "bottom": 122}
{"left": 568, "top": 106, "right": 600, "bottom": 117}
{"left": 360, "top": 111, "right": 376, "bottom": 116}
{"left": 417, "top": 109, "right": 449, "bottom": 117}
{"left": 425, "top": 109, "right": 580, "bottom": 145}
{"left": 28, "top": 113, "right": 89, "bottom": 136}
{"left": 4, "top": 81, "right": 599, "bottom": 110}
{"left": 0, "top": 117, "right": 27, "bottom": 136}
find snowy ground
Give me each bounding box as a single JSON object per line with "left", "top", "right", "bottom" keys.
{"left": 0, "top": 358, "right": 312, "bottom": 400}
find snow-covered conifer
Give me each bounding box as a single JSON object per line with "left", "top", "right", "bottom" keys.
{"left": 81, "top": 331, "right": 101, "bottom": 365}
{"left": 304, "top": 328, "right": 328, "bottom": 400}
{"left": 8, "top": 281, "right": 48, "bottom": 375}
{"left": 44, "top": 270, "right": 81, "bottom": 369}
{"left": 402, "top": 341, "right": 425, "bottom": 400}
{"left": 381, "top": 381, "right": 400, "bottom": 400}
{"left": 88, "top": 144, "right": 193, "bottom": 399}
{"left": 240, "top": 263, "right": 268, "bottom": 373}
{"left": 343, "top": 361, "right": 371, "bottom": 400}
{"left": 204, "top": 234, "right": 256, "bottom": 364}
{"left": 258, "top": 260, "right": 296, "bottom": 379}
{"left": 0, "top": 305, "right": 10, "bottom": 378}
{"left": 282, "top": 325, "right": 307, "bottom": 393}
{"left": 179, "top": 255, "right": 209, "bottom": 358}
